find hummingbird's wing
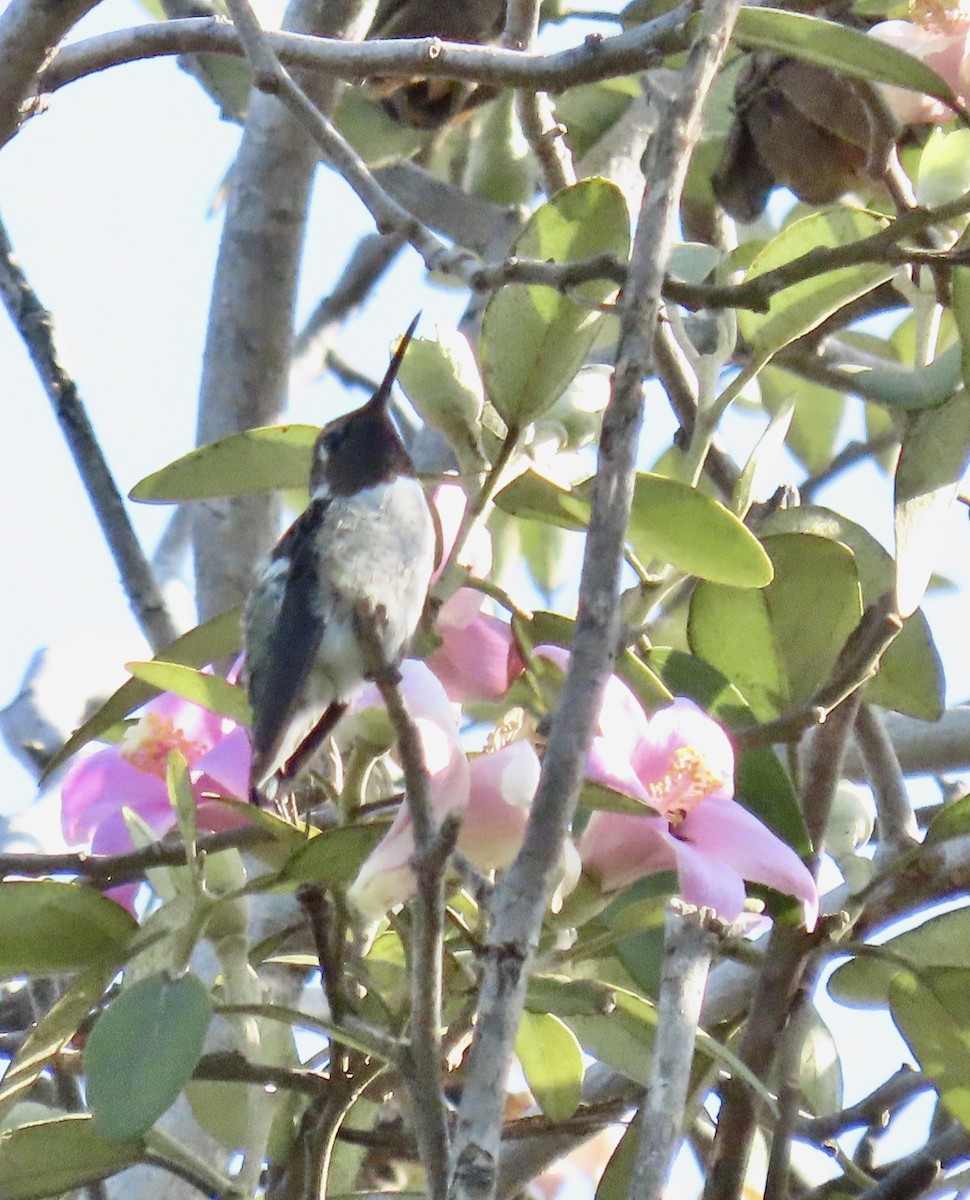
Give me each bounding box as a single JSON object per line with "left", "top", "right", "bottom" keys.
{"left": 245, "top": 503, "right": 327, "bottom": 790}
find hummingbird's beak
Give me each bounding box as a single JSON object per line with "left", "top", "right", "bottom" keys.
{"left": 368, "top": 312, "right": 421, "bottom": 410}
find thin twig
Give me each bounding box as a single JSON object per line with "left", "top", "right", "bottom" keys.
{"left": 0, "top": 214, "right": 180, "bottom": 652}
{"left": 0, "top": 823, "right": 267, "bottom": 887}
{"left": 795, "top": 1066, "right": 929, "bottom": 1143}
{"left": 353, "top": 602, "right": 453, "bottom": 1200}
{"left": 501, "top": 0, "right": 574, "bottom": 195}
{"left": 630, "top": 905, "right": 719, "bottom": 1200}
{"left": 855, "top": 703, "right": 920, "bottom": 868}
{"left": 447, "top": 1, "right": 742, "bottom": 1197}
{"left": 799, "top": 431, "right": 900, "bottom": 504}
{"left": 652, "top": 316, "right": 739, "bottom": 498}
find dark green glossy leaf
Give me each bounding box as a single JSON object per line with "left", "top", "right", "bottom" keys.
{"left": 760, "top": 506, "right": 944, "bottom": 719}
{"left": 125, "top": 661, "right": 251, "bottom": 726}
{"left": 130, "top": 424, "right": 318, "bottom": 503}
{"left": 0, "top": 882, "right": 137, "bottom": 978}
{"left": 44, "top": 608, "right": 243, "bottom": 778}
{"left": 87, "top": 972, "right": 212, "bottom": 1140}
{"left": 736, "top": 7, "right": 959, "bottom": 104}
{"left": 282, "top": 822, "right": 393, "bottom": 888}
{"left": 481, "top": 179, "right": 630, "bottom": 429}
{"left": 495, "top": 468, "right": 590, "bottom": 530}
{"left": 0, "top": 1116, "right": 142, "bottom": 1198}
{"left": 894, "top": 389, "right": 970, "bottom": 617}
{"left": 515, "top": 1011, "right": 584, "bottom": 1121}
{"left": 688, "top": 534, "right": 862, "bottom": 721}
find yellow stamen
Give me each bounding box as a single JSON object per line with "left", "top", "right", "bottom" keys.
{"left": 646, "top": 745, "right": 726, "bottom": 825}
{"left": 119, "top": 711, "right": 206, "bottom": 778}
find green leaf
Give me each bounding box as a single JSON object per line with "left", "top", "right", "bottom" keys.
{"left": 760, "top": 366, "right": 845, "bottom": 473}
{"left": 566, "top": 986, "right": 658, "bottom": 1085}
{"left": 43, "top": 607, "right": 243, "bottom": 778}
{"left": 0, "top": 968, "right": 113, "bottom": 1121}
{"left": 894, "top": 389, "right": 970, "bottom": 616}
{"left": 87, "top": 972, "right": 212, "bottom": 1140}
{"left": 0, "top": 1115, "right": 142, "bottom": 1198}
{"left": 498, "top": 470, "right": 773, "bottom": 586}
{"left": 889, "top": 970, "right": 970, "bottom": 1131}
{"left": 624, "top": 474, "right": 773, "bottom": 586}
{"left": 738, "top": 210, "right": 894, "bottom": 364}
{"left": 526, "top": 975, "right": 618, "bottom": 1018}
{"left": 735, "top": 7, "right": 959, "bottom": 105}
{"left": 688, "top": 534, "right": 863, "bottom": 721}
{"left": 760, "top": 505, "right": 943, "bottom": 719}
{"left": 282, "top": 823, "right": 393, "bottom": 888}
{"left": 481, "top": 179, "right": 630, "bottom": 429}
{"left": 595, "top": 1116, "right": 640, "bottom": 1200}
{"left": 515, "top": 1010, "right": 584, "bottom": 1121}
{"left": 494, "top": 470, "right": 591, "bottom": 530}
{"left": 333, "top": 90, "right": 426, "bottom": 166}
{"left": 926, "top": 793, "right": 970, "bottom": 844}
{"left": 0, "top": 882, "right": 137, "bottom": 978}
{"left": 130, "top": 424, "right": 318, "bottom": 503}
{"left": 397, "top": 329, "right": 486, "bottom": 473}
{"left": 829, "top": 908, "right": 970, "bottom": 1007}
{"left": 126, "top": 661, "right": 251, "bottom": 726}
{"left": 952, "top": 255, "right": 970, "bottom": 398}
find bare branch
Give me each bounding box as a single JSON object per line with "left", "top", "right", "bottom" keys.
{"left": 44, "top": 11, "right": 694, "bottom": 99}
{"left": 193, "top": 0, "right": 379, "bottom": 622}
{"left": 447, "top": 1, "right": 742, "bottom": 1197}
{"left": 0, "top": 0, "right": 100, "bottom": 148}
{"left": 353, "top": 603, "right": 454, "bottom": 1200}
{"left": 0, "top": 214, "right": 180, "bottom": 652}
{"left": 855, "top": 703, "right": 920, "bottom": 868}
{"left": 631, "top": 905, "right": 720, "bottom": 1200}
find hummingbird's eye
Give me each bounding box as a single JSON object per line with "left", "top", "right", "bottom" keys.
{"left": 323, "top": 425, "right": 347, "bottom": 454}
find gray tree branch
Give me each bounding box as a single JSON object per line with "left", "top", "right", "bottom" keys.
{"left": 446, "top": 3, "right": 740, "bottom": 1198}
{"left": 192, "top": 0, "right": 379, "bottom": 622}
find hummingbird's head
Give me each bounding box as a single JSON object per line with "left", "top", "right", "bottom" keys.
{"left": 310, "top": 315, "right": 419, "bottom": 497}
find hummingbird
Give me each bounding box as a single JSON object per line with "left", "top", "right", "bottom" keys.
{"left": 244, "top": 316, "right": 436, "bottom": 805}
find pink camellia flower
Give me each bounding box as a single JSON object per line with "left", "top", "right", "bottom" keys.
{"left": 347, "top": 662, "right": 555, "bottom": 917}
{"left": 534, "top": 646, "right": 819, "bottom": 928}
{"left": 348, "top": 660, "right": 471, "bottom": 918}
{"left": 426, "top": 482, "right": 516, "bottom": 703}
{"left": 871, "top": 5, "right": 970, "bottom": 123}
{"left": 61, "top": 685, "right": 251, "bottom": 908}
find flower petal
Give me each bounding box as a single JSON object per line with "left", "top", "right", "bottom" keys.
{"left": 458, "top": 743, "right": 540, "bottom": 871}
{"left": 665, "top": 835, "right": 748, "bottom": 921}
{"left": 194, "top": 726, "right": 252, "bottom": 800}
{"left": 679, "top": 799, "right": 819, "bottom": 929}
{"left": 429, "top": 593, "right": 515, "bottom": 703}
{"left": 632, "top": 698, "right": 734, "bottom": 804}
{"left": 579, "top": 811, "right": 676, "bottom": 892}
{"left": 347, "top": 806, "right": 417, "bottom": 918}
{"left": 61, "top": 750, "right": 168, "bottom": 845}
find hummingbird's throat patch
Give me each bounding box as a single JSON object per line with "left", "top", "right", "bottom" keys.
{"left": 120, "top": 711, "right": 207, "bottom": 778}
{"left": 645, "top": 744, "right": 726, "bottom": 825}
